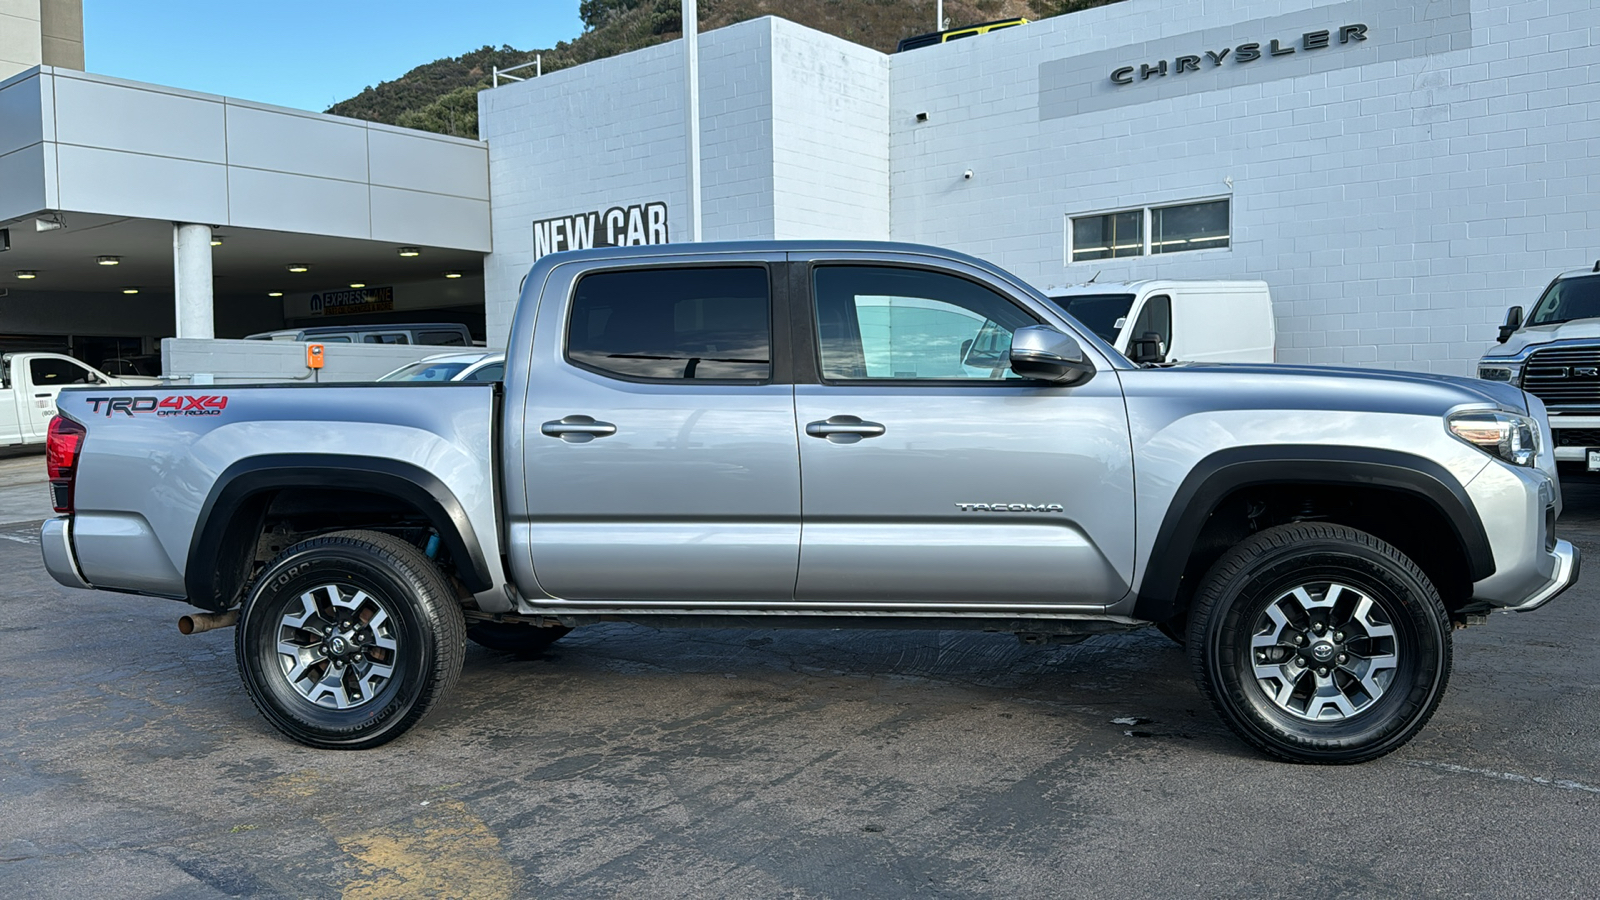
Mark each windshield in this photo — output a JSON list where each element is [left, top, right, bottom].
[[1527, 274, 1600, 327], [378, 360, 471, 382], [1045, 293, 1136, 343]]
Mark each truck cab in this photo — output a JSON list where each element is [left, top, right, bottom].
[[1046, 280, 1275, 365], [1478, 262, 1600, 474], [1, 352, 155, 447]]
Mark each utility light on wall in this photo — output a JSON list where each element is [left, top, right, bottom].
[[398, 247, 421, 257], [97, 255, 121, 266], [15, 270, 37, 279], [349, 282, 366, 289], [286, 263, 310, 273], [121, 287, 139, 295], [267, 291, 284, 297], [210, 236, 224, 247], [443, 270, 462, 279]]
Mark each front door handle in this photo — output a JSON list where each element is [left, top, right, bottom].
[[805, 415, 886, 444], [541, 415, 617, 443]]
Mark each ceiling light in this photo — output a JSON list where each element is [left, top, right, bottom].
[[121, 287, 139, 295], [398, 247, 421, 257], [349, 282, 366, 289], [286, 263, 309, 273], [97, 256, 121, 266], [267, 290, 284, 298], [211, 236, 224, 247], [15, 270, 37, 279], [443, 270, 462, 279]]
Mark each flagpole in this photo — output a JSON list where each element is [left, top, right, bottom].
[[684, 0, 703, 242]]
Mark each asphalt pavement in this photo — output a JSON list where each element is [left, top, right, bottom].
[[1, 459, 1597, 898]]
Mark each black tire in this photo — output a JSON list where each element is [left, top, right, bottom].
[[235, 529, 466, 749], [1187, 522, 1451, 764], [466, 621, 572, 657]]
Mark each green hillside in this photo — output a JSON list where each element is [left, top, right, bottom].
[[325, 0, 1123, 138]]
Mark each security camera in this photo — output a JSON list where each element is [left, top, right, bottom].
[[963, 169, 973, 180]]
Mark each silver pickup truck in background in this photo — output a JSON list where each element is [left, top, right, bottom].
[[41, 241, 1578, 763]]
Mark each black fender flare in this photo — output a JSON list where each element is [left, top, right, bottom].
[[1132, 445, 1494, 623], [184, 454, 492, 611]]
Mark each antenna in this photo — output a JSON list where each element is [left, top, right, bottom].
[[1087, 271, 1101, 284]]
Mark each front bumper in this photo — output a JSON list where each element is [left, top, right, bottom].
[[1506, 539, 1580, 612], [1465, 454, 1583, 611], [1546, 416, 1600, 461], [39, 516, 91, 590]]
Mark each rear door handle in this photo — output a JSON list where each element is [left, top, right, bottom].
[[541, 415, 617, 443], [805, 415, 886, 444]]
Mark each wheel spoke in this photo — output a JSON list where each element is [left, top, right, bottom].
[[1304, 670, 1358, 719]]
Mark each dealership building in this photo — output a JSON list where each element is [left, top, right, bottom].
[[3, 0, 1598, 376]]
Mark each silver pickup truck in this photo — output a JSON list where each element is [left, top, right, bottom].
[[40, 241, 1578, 764]]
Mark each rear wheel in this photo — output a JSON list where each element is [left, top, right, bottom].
[[1188, 523, 1451, 764], [236, 530, 466, 749]]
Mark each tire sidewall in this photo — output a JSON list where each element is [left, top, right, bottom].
[[1197, 532, 1450, 761], [237, 541, 438, 747]]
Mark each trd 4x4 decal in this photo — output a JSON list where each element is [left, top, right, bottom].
[[84, 395, 228, 417]]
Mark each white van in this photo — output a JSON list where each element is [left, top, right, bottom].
[[1046, 280, 1275, 364]]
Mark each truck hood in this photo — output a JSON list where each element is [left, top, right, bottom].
[[1144, 362, 1530, 416], [1482, 320, 1600, 360]]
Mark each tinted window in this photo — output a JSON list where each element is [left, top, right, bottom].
[[30, 357, 98, 386], [814, 266, 1036, 381], [1129, 295, 1172, 345], [464, 363, 504, 382], [567, 267, 770, 381], [1050, 293, 1136, 343], [417, 330, 468, 346], [1151, 199, 1230, 254], [1529, 275, 1600, 327], [363, 333, 410, 345]]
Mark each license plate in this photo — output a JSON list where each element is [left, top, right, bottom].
[[1588, 449, 1600, 472]]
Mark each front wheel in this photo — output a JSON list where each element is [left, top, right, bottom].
[[235, 530, 466, 749], [1187, 523, 1451, 764]]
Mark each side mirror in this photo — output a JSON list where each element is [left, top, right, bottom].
[[1498, 306, 1523, 343], [1129, 331, 1168, 365], [1009, 325, 1095, 385]]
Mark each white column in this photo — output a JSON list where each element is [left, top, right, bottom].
[[684, 0, 702, 242], [173, 222, 214, 340]]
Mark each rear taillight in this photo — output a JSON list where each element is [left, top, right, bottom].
[[46, 415, 85, 514]]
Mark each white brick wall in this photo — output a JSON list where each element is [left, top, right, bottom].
[[889, 0, 1600, 374], [478, 0, 1600, 375], [769, 21, 890, 239]]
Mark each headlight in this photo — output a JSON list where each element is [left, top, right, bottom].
[[1447, 410, 1539, 466], [1476, 364, 1520, 384]]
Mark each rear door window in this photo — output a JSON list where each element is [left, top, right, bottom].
[[566, 267, 771, 382]]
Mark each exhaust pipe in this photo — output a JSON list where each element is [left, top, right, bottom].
[[178, 609, 240, 635]]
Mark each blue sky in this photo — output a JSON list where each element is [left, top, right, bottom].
[[82, 1, 587, 112]]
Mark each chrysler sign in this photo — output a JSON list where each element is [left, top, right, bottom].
[[1111, 23, 1368, 86]]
